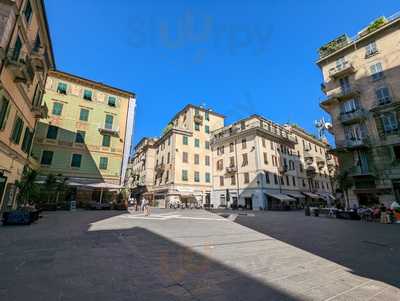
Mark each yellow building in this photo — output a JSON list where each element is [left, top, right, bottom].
[[0, 0, 54, 210], [128, 104, 225, 207], [31, 70, 136, 206]]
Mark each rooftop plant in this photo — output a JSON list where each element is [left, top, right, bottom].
[[318, 34, 350, 58], [365, 16, 387, 35]]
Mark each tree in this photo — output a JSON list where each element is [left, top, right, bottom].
[[44, 173, 57, 204], [335, 170, 354, 209], [15, 168, 39, 206]]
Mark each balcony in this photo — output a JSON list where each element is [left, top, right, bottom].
[[155, 164, 165, 174], [225, 166, 237, 174], [370, 97, 400, 112], [304, 151, 313, 165], [5, 49, 35, 84], [194, 114, 203, 125], [316, 157, 325, 169], [329, 61, 356, 79], [30, 47, 46, 72], [339, 108, 367, 125], [335, 138, 370, 150], [98, 125, 119, 137], [31, 104, 48, 119], [321, 86, 360, 106], [349, 165, 375, 177]]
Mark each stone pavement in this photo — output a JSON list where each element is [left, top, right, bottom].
[[0, 209, 399, 300]]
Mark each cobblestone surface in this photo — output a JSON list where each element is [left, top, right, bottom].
[[0, 209, 399, 300]]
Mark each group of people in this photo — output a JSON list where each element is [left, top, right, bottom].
[[356, 201, 400, 224], [128, 196, 151, 216]]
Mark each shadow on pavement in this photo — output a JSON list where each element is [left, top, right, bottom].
[[235, 210, 400, 289]]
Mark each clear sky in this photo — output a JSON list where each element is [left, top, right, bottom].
[[45, 0, 400, 148]]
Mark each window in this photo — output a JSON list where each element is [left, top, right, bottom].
[[231, 175, 236, 185], [12, 36, 22, 61], [220, 176, 224, 186], [194, 138, 200, 148], [11, 117, 24, 144], [0, 97, 10, 130], [205, 111, 209, 121], [265, 171, 270, 184], [108, 96, 116, 107], [71, 154, 82, 168], [57, 82, 67, 94], [229, 143, 234, 152], [205, 172, 211, 183], [217, 159, 224, 170], [195, 123, 200, 131], [240, 121, 245, 130], [41, 150, 53, 165], [52, 102, 63, 116], [370, 62, 383, 80], [262, 138, 266, 147], [242, 138, 247, 149], [183, 136, 188, 145], [274, 174, 278, 184], [393, 145, 400, 161], [242, 153, 248, 166], [381, 112, 398, 133], [194, 171, 200, 182], [292, 176, 296, 186], [205, 155, 210, 166], [182, 170, 188, 181], [99, 157, 108, 170], [244, 172, 249, 184], [335, 57, 346, 70], [194, 154, 200, 165], [79, 108, 89, 121], [339, 77, 351, 92], [46, 125, 58, 140], [165, 171, 169, 183], [24, 1, 32, 23], [272, 155, 277, 166], [194, 108, 200, 116], [182, 152, 188, 163], [263, 152, 268, 164], [341, 99, 358, 114], [102, 134, 111, 147], [229, 156, 235, 167], [33, 33, 41, 52], [105, 114, 113, 129], [286, 175, 290, 186], [205, 141, 210, 149], [217, 146, 224, 155], [270, 141, 274, 150], [167, 152, 170, 163], [21, 128, 33, 154], [365, 41, 378, 57], [205, 125, 210, 133], [83, 89, 92, 101], [75, 131, 85, 143], [376, 87, 391, 105]]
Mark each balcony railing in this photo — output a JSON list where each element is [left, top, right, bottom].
[[329, 61, 355, 78], [194, 114, 203, 124], [5, 48, 35, 84], [225, 166, 237, 174], [349, 165, 374, 177], [212, 118, 297, 145], [339, 108, 367, 124], [322, 86, 360, 105], [31, 103, 48, 119], [336, 137, 370, 149], [98, 125, 119, 137]]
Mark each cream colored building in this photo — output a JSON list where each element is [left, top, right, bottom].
[[211, 115, 337, 210], [317, 13, 400, 207], [128, 104, 225, 207], [0, 0, 54, 210], [125, 137, 157, 198]]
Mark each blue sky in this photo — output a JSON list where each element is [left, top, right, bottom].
[[45, 0, 400, 148]]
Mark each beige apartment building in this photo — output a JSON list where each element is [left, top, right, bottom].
[[125, 137, 157, 198], [128, 104, 225, 207], [0, 0, 54, 210], [31, 70, 136, 206], [211, 115, 337, 210], [317, 13, 400, 207]]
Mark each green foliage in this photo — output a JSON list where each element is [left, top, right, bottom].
[[318, 34, 350, 58], [366, 17, 387, 34], [15, 168, 40, 206], [162, 122, 173, 135]]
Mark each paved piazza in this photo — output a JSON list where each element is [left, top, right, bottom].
[[0, 209, 399, 300]]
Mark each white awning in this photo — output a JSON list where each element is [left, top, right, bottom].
[[318, 193, 335, 200], [302, 192, 321, 199], [286, 192, 306, 199], [87, 182, 122, 189], [266, 193, 296, 202]]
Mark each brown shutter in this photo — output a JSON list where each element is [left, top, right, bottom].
[[374, 116, 384, 138]]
